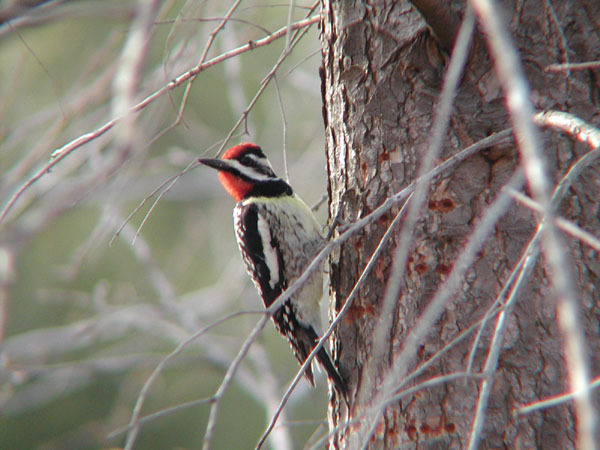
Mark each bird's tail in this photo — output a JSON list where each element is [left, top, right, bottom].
[[316, 346, 348, 405]]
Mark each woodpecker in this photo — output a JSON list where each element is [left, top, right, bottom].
[[199, 143, 346, 398]]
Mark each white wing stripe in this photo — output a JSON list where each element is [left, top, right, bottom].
[[256, 214, 280, 289]]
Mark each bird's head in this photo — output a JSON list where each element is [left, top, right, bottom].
[[199, 143, 291, 202]]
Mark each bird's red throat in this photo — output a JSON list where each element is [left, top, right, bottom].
[[218, 171, 252, 202]]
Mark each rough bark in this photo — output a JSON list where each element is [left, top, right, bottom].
[[320, 0, 600, 448]]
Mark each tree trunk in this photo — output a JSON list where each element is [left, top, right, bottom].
[[320, 0, 600, 447]]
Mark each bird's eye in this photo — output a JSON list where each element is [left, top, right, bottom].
[[240, 155, 253, 165]]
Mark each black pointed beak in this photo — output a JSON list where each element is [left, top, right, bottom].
[[198, 158, 231, 171]]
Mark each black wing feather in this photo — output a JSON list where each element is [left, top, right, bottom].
[[237, 203, 286, 307], [236, 203, 317, 385]]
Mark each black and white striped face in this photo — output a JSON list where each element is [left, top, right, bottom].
[[224, 143, 278, 182], [199, 143, 293, 201], [199, 143, 277, 181]]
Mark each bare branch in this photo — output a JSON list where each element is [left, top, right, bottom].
[[0, 13, 321, 226], [265, 129, 512, 322], [509, 190, 600, 252], [367, 5, 475, 410], [201, 316, 270, 450], [172, 0, 243, 134], [470, 1, 596, 446], [257, 194, 413, 449], [518, 377, 600, 416], [470, 134, 600, 445], [309, 372, 486, 450], [360, 170, 525, 447], [534, 110, 600, 150], [273, 75, 291, 183], [129, 5, 319, 240], [122, 309, 264, 450], [468, 234, 540, 449], [255, 130, 513, 448], [109, 396, 214, 440], [546, 61, 600, 72], [111, 0, 161, 160]]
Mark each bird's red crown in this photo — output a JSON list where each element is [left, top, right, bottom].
[[222, 142, 259, 160]]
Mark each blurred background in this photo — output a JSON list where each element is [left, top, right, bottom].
[[0, 1, 329, 448]]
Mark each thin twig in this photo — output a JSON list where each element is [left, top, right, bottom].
[[285, 0, 296, 51], [360, 170, 525, 448], [202, 315, 270, 450], [368, 6, 475, 383], [258, 132, 512, 447], [122, 309, 263, 450], [5, 21, 67, 119], [470, 0, 596, 446], [109, 136, 241, 246], [264, 130, 512, 325], [509, 189, 600, 252], [118, 4, 320, 245], [546, 61, 600, 72], [0, 14, 321, 227], [111, 0, 161, 159], [173, 0, 244, 134], [543, 0, 571, 78], [311, 194, 328, 212], [273, 75, 291, 183], [154, 16, 272, 35], [534, 110, 600, 149], [109, 397, 214, 439], [109, 161, 197, 245], [468, 234, 540, 449], [308, 371, 485, 450], [211, 2, 321, 159], [361, 7, 476, 442], [518, 377, 600, 416], [256, 194, 413, 449], [282, 48, 321, 77], [465, 239, 539, 374]]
